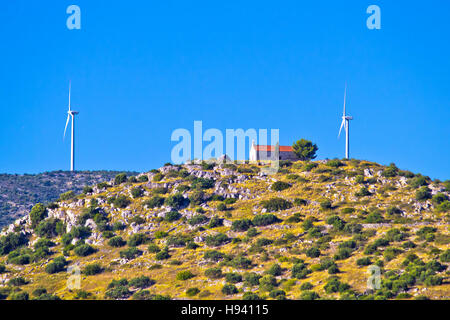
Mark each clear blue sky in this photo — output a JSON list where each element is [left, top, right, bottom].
[[0, 1, 449, 179]]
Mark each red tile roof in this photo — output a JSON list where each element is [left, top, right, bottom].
[[254, 145, 293, 152]]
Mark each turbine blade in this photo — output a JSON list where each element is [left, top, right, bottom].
[[343, 82, 347, 116], [63, 114, 70, 140], [338, 119, 345, 138], [68, 81, 71, 111]]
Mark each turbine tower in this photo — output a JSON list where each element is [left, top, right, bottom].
[[63, 82, 79, 171], [338, 83, 353, 159]]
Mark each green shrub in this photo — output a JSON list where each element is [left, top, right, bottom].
[[327, 160, 343, 168], [355, 175, 365, 184], [301, 217, 315, 230], [243, 272, 262, 286], [144, 196, 165, 208], [191, 177, 214, 189], [306, 247, 321, 258], [147, 243, 161, 253], [409, 175, 429, 188], [166, 234, 188, 247], [242, 292, 262, 300], [129, 276, 155, 289], [97, 182, 110, 189], [258, 274, 276, 292], [225, 273, 242, 284], [74, 244, 96, 257], [271, 181, 291, 192], [415, 186, 432, 201], [266, 263, 282, 276], [112, 195, 130, 208], [324, 277, 350, 294], [292, 262, 309, 279], [334, 247, 352, 260], [127, 233, 148, 246], [341, 207, 355, 214], [138, 175, 149, 182], [154, 230, 168, 239], [231, 219, 253, 231], [300, 282, 313, 291], [386, 206, 402, 216], [285, 213, 302, 224], [203, 250, 226, 262], [176, 270, 195, 280], [224, 198, 237, 205], [260, 198, 292, 212], [186, 288, 200, 296], [83, 263, 103, 275], [164, 210, 182, 222], [164, 193, 187, 209], [217, 203, 227, 211], [436, 200, 450, 213], [35, 218, 64, 238], [208, 216, 223, 228], [114, 173, 128, 185], [326, 215, 346, 230], [385, 228, 407, 242], [205, 267, 223, 279], [112, 222, 126, 231], [8, 276, 29, 286], [120, 247, 142, 260], [131, 187, 144, 198], [30, 203, 47, 228], [45, 256, 67, 274], [252, 214, 280, 226], [8, 251, 31, 265], [381, 164, 398, 178], [222, 284, 238, 295], [205, 233, 230, 246], [59, 191, 76, 201], [299, 290, 320, 300], [9, 291, 29, 300], [424, 275, 443, 286], [302, 162, 318, 172], [105, 281, 131, 300], [231, 256, 252, 269], [440, 249, 450, 263], [356, 257, 372, 266], [319, 199, 332, 210], [365, 212, 384, 223], [355, 187, 371, 197], [294, 198, 307, 207], [155, 247, 170, 260]]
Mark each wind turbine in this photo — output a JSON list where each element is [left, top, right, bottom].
[[63, 82, 79, 171], [338, 83, 353, 159]]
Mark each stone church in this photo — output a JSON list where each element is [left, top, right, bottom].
[[249, 140, 299, 161]]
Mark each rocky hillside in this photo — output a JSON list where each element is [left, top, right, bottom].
[[0, 171, 138, 228], [0, 160, 449, 300]]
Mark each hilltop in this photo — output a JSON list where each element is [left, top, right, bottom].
[[0, 159, 449, 300], [0, 171, 138, 228]]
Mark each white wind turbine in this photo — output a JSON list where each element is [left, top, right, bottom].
[[63, 82, 79, 171], [338, 83, 353, 159]]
